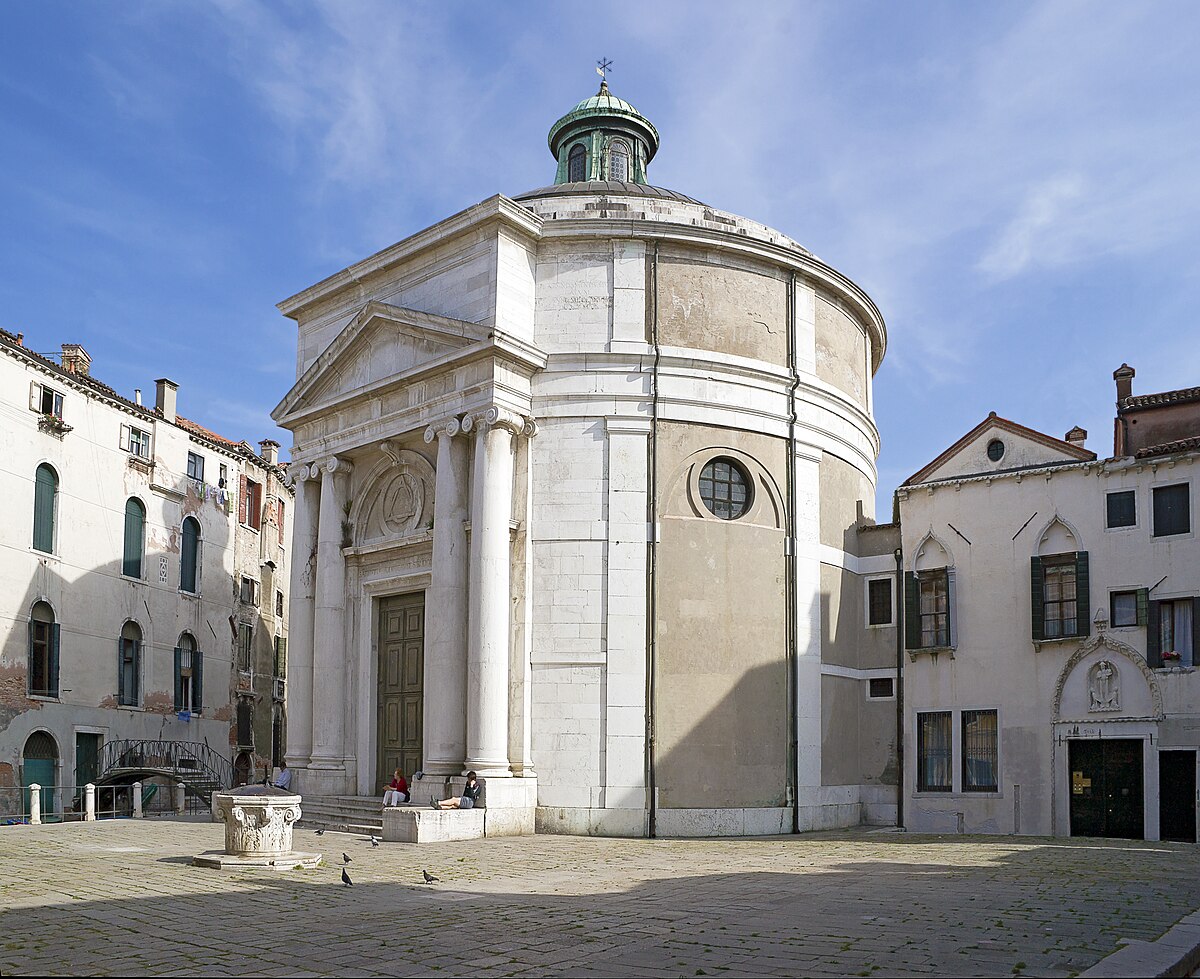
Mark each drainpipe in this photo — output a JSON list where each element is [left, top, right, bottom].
[[645, 242, 661, 839], [894, 543, 905, 830], [786, 272, 800, 834]]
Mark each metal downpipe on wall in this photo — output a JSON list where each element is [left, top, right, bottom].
[[645, 241, 661, 839], [786, 272, 800, 835], [894, 542, 905, 830]]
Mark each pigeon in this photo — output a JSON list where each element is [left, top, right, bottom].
[[342, 868, 353, 887], [370, 836, 381, 848], [316, 828, 325, 836], [343, 853, 352, 864], [422, 869, 439, 884]]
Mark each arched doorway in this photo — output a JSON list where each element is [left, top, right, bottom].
[[23, 731, 58, 818]]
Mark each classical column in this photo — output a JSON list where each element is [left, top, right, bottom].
[[464, 408, 524, 777], [422, 417, 470, 775], [284, 465, 319, 769], [310, 456, 353, 781]]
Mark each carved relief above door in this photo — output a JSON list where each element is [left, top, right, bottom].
[[354, 449, 436, 545]]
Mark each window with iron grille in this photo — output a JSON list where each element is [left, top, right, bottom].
[[962, 709, 998, 792], [118, 621, 141, 706], [917, 711, 952, 792], [1153, 484, 1191, 538], [698, 458, 752, 520], [568, 143, 587, 182], [609, 139, 630, 181], [174, 634, 203, 714], [867, 677, 894, 699], [238, 623, 253, 673]]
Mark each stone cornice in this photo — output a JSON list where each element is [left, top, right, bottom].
[[277, 195, 544, 320]]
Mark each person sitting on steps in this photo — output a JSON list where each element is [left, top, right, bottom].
[[382, 769, 409, 806], [431, 771, 481, 810]]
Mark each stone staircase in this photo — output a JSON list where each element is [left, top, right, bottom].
[[296, 795, 389, 835]]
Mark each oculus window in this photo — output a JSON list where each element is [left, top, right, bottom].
[[986, 438, 1005, 462], [699, 458, 752, 520]]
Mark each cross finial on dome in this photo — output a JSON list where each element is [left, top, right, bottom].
[[596, 57, 613, 92]]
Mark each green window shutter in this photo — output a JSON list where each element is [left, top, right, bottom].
[[1136, 588, 1149, 626], [194, 651, 203, 713], [1030, 556, 1045, 642], [123, 499, 144, 578], [180, 518, 199, 593], [1193, 599, 1200, 670], [173, 647, 183, 712], [1074, 551, 1091, 638], [1147, 600, 1161, 668], [33, 465, 57, 553], [904, 572, 921, 650], [117, 638, 125, 705], [946, 568, 958, 649], [26, 620, 35, 694], [49, 623, 60, 697]]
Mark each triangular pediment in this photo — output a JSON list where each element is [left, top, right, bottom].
[[905, 413, 1096, 486], [272, 301, 488, 423]]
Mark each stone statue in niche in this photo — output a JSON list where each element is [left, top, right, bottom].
[[383, 471, 424, 534], [1088, 659, 1120, 712]]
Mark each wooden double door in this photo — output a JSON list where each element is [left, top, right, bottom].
[[377, 594, 425, 793], [1069, 739, 1144, 840]]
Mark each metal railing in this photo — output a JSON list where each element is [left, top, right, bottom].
[[0, 780, 203, 826], [97, 739, 233, 803]]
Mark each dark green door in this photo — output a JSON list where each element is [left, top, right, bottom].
[[1069, 739, 1144, 840], [74, 733, 102, 810], [377, 594, 424, 792], [1160, 750, 1196, 843]]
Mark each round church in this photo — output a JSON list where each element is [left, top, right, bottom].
[[273, 80, 897, 837]]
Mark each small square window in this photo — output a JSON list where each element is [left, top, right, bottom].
[[1153, 484, 1190, 538], [867, 677, 894, 699], [867, 578, 893, 626], [40, 385, 64, 418], [129, 428, 151, 458], [1106, 490, 1136, 529], [240, 577, 259, 606], [187, 452, 205, 482], [1111, 591, 1139, 628]]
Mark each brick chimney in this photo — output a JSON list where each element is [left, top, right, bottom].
[[155, 378, 178, 424], [259, 439, 280, 466], [1065, 426, 1087, 448], [1114, 363, 1135, 403], [61, 344, 92, 375]]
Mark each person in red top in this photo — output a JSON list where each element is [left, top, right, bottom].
[[382, 769, 409, 806]]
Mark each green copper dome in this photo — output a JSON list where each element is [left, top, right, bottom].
[[548, 81, 659, 185]]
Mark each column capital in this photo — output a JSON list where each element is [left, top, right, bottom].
[[464, 407, 535, 437], [283, 463, 312, 488], [320, 456, 354, 478], [422, 416, 463, 444]]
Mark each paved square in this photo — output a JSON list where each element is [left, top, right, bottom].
[[0, 817, 1194, 977]]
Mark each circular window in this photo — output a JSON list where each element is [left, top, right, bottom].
[[699, 458, 753, 520], [986, 439, 1005, 462]]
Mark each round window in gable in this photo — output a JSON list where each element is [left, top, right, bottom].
[[699, 457, 753, 520], [987, 438, 1005, 462]]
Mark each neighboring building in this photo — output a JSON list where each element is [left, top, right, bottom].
[[898, 365, 1200, 840], [0, 329, 292, 811], [272, 81, 898, 836]]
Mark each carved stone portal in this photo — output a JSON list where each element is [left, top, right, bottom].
[[1088, 659, 1121, 712]]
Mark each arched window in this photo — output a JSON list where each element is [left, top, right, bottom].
[[123, 498, 146, 578], [609, 139, 630, 182], [568, 143, 587, 182], [180, 516, 200, 594], [118, 620, 142, 706], [175, 632, 203, 714], [28, 601, 59, 698], [33, 464, 58, 553]]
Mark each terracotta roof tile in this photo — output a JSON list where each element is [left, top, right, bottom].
[[1135, 435, 1200, 459]]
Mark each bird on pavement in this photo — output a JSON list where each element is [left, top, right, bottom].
[[422, 869, 439, 884], [370, 836, 380, 848], [342, 868, 353, 887], [343, 853, 352, 864], [316, 829, 325, 836]]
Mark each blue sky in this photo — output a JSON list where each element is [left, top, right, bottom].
[[3, 2, 1199, 517]]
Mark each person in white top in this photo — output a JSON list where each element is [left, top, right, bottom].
[[273, 760, 293, 791]]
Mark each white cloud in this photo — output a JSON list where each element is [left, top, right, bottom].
[[978, 173, 1087, 281]]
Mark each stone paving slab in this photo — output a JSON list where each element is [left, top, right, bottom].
[[0, 818, 1195, 977]]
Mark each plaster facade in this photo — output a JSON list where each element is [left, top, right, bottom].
[[0, 330, 292, 811], [272, 84, 897, 835]]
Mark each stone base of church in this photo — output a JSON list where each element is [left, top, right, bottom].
[[536, 806, 649, 837], [294, 763, 355, 799]]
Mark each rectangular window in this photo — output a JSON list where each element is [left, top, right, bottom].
[[178, 646, 194, 712], [867, 677, 894, 699], [867, 578, 893, 626], [238, 623, 253, 672], [239, 577, 259, 606], [129, 427, 151, 458], [29, 619, 59, 697], [1111, 590, 1140, 628], [917, 711, 952, 792], [187, 452, 205, 483], [277, 497, 286, 546], [1106, 490, 1136, 529], [1155, 599, 1195, 668], [242, 478, 262, 530], [275, 590, 284, 618], [39, 384, 64, 418], [219, 463, 228, 489], [1042, 557, 1078, 639], [962, 710, 998, 792], [919, 570, 949, 648], [119, 638, 140, 706], [1153, 484, 1191, 538], [274, 635, 287, 679]]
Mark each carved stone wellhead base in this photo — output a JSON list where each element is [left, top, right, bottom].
[[193, 786, 321, 870]]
